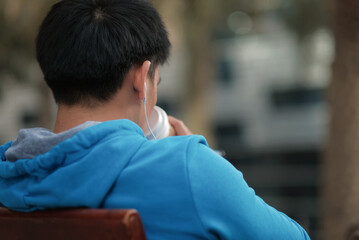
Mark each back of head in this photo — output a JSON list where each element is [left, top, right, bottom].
[[36, 0, 170, 106]]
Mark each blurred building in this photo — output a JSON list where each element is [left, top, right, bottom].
[[212, 29, 332, 154]]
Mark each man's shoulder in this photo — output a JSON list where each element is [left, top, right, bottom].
[[160, 134, 208, 148], [141, 135, 209, 156]]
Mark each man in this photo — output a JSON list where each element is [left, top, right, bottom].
[[0, 0, 310, 239]]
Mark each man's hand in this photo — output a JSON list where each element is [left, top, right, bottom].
[[168, 116, 193, 136]]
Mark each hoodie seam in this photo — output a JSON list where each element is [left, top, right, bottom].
[[108, 135, 146, 171], [98, 138, 147, 208], [81, 121, 145, 206], [185, 139, 213, 240]]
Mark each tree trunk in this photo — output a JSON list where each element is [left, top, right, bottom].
[[322, 1, 359, 239], [152, 0, 216, 146], [181, 0, 216, 146]]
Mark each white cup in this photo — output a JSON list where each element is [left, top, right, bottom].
[[146, 106, 171, 140]]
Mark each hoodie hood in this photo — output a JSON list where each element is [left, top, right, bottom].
[[0, 120, 146, 212], [5, 121, 100, 162]]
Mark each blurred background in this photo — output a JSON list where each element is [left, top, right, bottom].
[[1, 0, 358, 239]]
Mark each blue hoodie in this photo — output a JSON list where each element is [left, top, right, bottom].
[[0, 119, 310, 239]]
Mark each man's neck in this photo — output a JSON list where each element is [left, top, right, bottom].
[[53, 103, 143, 133], [52, 70, 147, 133]]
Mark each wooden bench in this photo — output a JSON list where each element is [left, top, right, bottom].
[[0, 207, 147, 240]]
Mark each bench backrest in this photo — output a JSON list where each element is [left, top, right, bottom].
[[0, 207, 147, 240]]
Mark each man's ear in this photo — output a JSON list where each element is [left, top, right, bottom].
[[133, 60, 151, 101]]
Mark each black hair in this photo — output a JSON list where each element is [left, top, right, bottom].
[[36, 0, 170, 106]]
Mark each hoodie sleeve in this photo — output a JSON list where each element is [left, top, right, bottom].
[[186, 142, 311, 240]]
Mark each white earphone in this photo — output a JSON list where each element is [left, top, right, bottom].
[[143, 82, 156, 139], [144, 83, 147, 103]]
